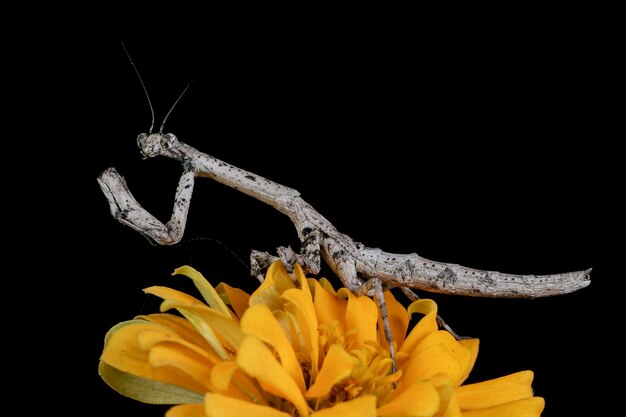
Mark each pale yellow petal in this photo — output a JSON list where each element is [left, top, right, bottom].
[[101, 322, 206, 393], [176, 309, 230, 360], [236, 336, 309, 417], [216, 282, 250, 319], [98, 361, 204, 404], [456, 371, 535, 410], [173, 266, 233, 317], [282, 287, 320, 377], [166, 404, 207, 417], [147, 287, 236, 356], [142, 299, 231, 360], [344, 293, 378, 348], [205, 393, 292, 417], [272, 310, 295, 345], [462, 397, 545, 417], [240, 303, 305, 392], [398, 299, 438, 357], [377, 290, 409, 349], [306, 344, 357, 398], [311, 395, 377, 417], [378, 381, 440, 417], [161, 300, 245, 353]]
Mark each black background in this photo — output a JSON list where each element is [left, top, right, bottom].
[[61, 24, 613, 416]]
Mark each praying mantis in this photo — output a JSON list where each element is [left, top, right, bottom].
[[98, 48, 591, 369]]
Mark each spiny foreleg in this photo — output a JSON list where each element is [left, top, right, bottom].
[[97, 163, 195, 245]]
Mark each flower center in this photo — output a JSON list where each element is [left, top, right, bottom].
[[316, 322, 402, 409]]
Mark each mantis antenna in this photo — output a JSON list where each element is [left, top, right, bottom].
[[122, 42, 192, 134], [159, 81, 193, 133], [121, 43, 156, 134]]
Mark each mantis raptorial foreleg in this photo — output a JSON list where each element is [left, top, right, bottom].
[[98, 164, 195, 245]]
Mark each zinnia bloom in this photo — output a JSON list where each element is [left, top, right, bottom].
[[99, 261, 544, 416]]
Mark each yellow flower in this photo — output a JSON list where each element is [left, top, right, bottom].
[[99, 261, 545, 417]]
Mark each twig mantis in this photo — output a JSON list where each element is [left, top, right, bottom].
[[98, 48, 591, 370]]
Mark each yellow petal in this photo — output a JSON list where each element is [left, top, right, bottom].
[[462, 397, 545, 417], [282, 287, 319, 377], [173, 266, 233, 317], [161, 300, 245, 353], [311, 395, 377, 417], [249, 262, 290, 311], [103, 319, 150, 347], [216, 282, 250, 318], [293, 264, 314, 298], [377, 381, 440, 417], [456, 371, 535, 410], [99, 361, 204, 404], [140, 313, 215, 351], [311, 279, 347, 330], [306, 344, 357, 398], [397, 343, 461, 395], [236, 336, 310, 417], [344, 293, 378, 348], [377, 291, 409, 349], [145, 286, 206, 308], [166, 404, 206, 417], [412, 330, 471, 386], [205, 393, 292, 417], [176, 309, 230, 360], [148, 343, 215, 391], [398, 299, 438, 357], [101, 322, 206, 394], [137, 329, 222, 365], [144, 286, 236, 359], [211, 361, 239, 391], [336, 287, 351, 300], [457, 338, 479, 385], [270, 260, 298, 292], [316, 277, 338, 294], [437, 385, 461, 417], [272, 310, 295, 345], [144, 300, 230, 359], [211, 361, 270, 406], [240, 303, 305, 392]]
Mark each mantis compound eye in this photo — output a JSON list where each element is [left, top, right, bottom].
[[137, 133, 148, 148]]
